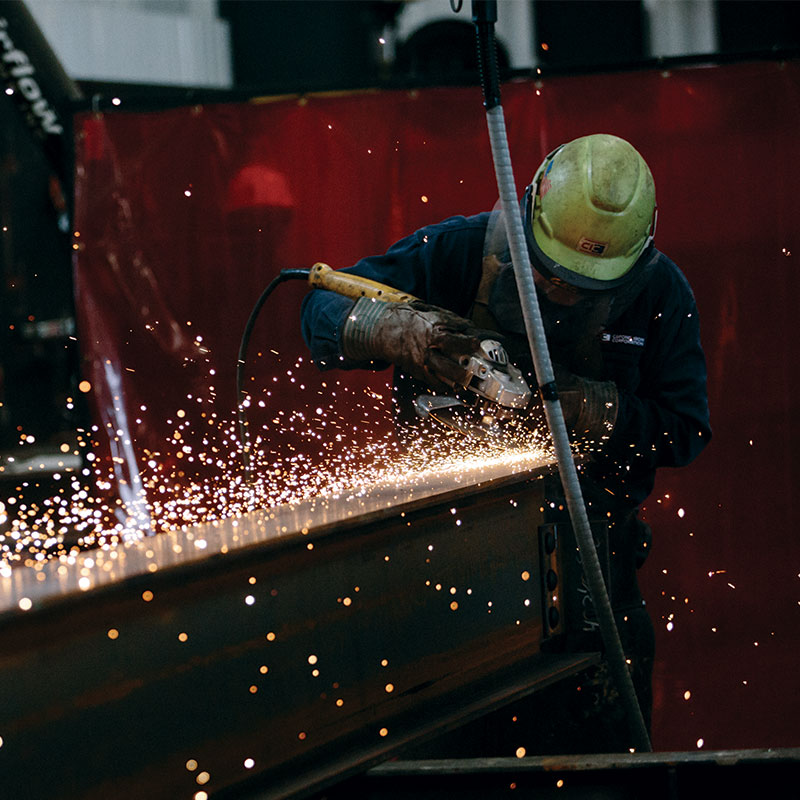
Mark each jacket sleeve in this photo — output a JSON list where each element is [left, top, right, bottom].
[[603, 273, 711, 474], [300, 216, 487, 370]]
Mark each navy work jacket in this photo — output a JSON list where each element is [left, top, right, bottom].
[[301, 213, 711, 517]]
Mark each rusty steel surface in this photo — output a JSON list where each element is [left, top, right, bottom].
[[0, 451, 554, 615], [0, 458, 598, 800]]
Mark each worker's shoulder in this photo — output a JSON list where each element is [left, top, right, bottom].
[[414, 213, 491, 242], [648, 248, 698, 307]]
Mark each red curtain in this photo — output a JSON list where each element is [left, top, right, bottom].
[[73, 59, 800, 751]]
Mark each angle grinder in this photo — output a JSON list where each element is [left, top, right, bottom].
[[308, 263, 532, 440]]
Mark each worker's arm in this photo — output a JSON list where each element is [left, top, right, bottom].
[[300, 215, 488, 370], [598, 258, 711, 477]]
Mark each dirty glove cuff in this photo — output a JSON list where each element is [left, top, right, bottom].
[[340, 296, 394, 363], [556, 369, 619, 444], [340, 297, 487, 388]]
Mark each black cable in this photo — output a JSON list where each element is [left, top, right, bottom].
[[472, 1, 501, 110], [236, 268, 310, 478]]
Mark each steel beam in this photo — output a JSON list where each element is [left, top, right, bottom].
[[327, 749, 800, 799], [0, 455, 597, 799]]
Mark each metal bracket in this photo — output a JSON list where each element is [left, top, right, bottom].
[[538, 522, 563, 638]]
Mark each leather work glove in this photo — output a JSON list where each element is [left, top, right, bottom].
[[552, 365, 619, 444], [341, 296, 496, 390]]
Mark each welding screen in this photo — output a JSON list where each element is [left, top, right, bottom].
[[72, 60, 800, 751]]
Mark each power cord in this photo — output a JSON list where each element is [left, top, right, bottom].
[[236, 268, 310, 478]]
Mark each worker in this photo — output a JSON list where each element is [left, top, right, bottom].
[[301, 133, 711, 750]]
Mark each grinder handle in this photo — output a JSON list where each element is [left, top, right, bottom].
[[309, 262, 418, 304]]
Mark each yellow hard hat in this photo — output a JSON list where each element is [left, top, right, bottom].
[[527, 134, 656, 288]]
